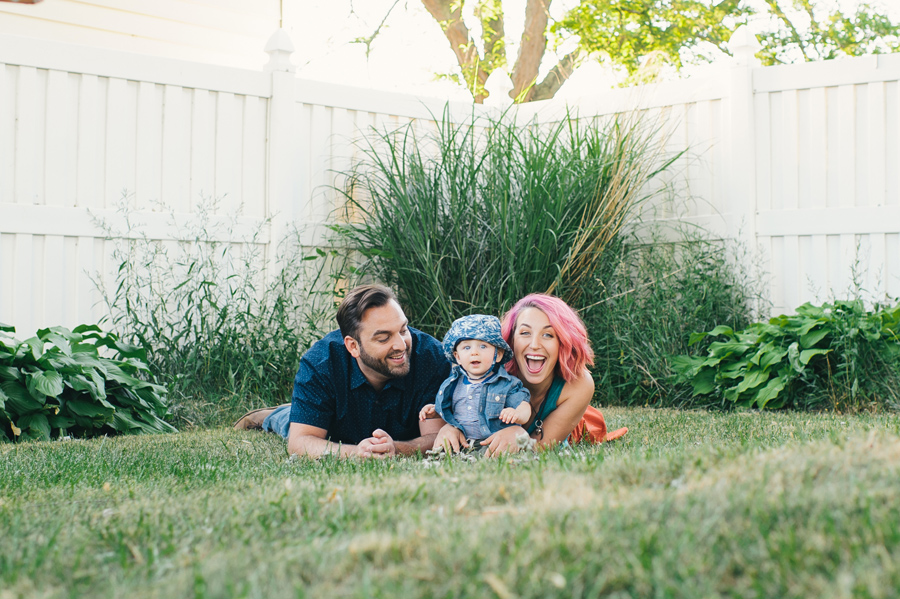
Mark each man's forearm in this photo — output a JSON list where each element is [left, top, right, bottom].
[[288, 434, 357, 458], [394, 433, 438, 456]]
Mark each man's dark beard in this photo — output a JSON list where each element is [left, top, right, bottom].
[[358, 343, 411, 379]]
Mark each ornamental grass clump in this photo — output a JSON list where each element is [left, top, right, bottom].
[[673, 300, 900, 412], [0, 323, 174, 441], [331, 107, 677, 338]]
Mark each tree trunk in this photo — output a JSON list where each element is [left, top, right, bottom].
[[509, 0, 551, 102]]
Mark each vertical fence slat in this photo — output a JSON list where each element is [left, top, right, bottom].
[[810, 235, 829, 302], [886, 233, 900, 298], [838, 85, 857, 209], [868, 82, 886, 209], [41, 235, 64, 326], [76, 74, 101, 209], [215, 91, 241, 215], [105, 78, 137, 208], [161, 84, 190, 211], [808, 87, 828, 211], [0, 65, 14, 202], [241, 95, 266, 219], [869, 232, 886, 299], [0, 234, 11, 325], [136, 81, 163, 209], [74, 235, 96, 326], [190, 88, 216, 206], [45, 70, 77, 208], [15, 66, 40, 205], [754, 92, 772, 212], [886, 82, 899, 207], [13, 234, 34, 335]]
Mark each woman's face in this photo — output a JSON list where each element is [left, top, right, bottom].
[[512, 307, 560, 386]]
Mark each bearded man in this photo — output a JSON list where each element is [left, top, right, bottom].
[[233, 285, 450, 458]]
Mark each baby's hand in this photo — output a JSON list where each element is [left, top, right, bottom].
[[499, 407, 519, 424], [501, 403, 531, 425], [419, 404, 438, 421]]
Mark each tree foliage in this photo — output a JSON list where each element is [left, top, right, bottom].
[[404, 0, 900, 103], [756, 1, 900, 65]]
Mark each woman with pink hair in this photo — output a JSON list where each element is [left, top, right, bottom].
[[433, 293, 627, 455]]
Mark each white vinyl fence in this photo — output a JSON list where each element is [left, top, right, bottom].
[[2, 29, 900, 335]]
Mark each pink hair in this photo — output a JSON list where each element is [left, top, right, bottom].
[[500, 293, 594, 383]]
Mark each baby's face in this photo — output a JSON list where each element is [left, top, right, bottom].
[[453, 339, 503, 378]]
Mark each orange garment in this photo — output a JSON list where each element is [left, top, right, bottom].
[[568, 405, 628, 444]]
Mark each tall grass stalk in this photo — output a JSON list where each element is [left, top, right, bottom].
[[331, 108, 678, 339]]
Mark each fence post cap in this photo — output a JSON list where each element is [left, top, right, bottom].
[[264, 28, 296, 73], [729, 26, 761, 67]]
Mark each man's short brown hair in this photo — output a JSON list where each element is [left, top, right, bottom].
[[336, 284, 399, 340]]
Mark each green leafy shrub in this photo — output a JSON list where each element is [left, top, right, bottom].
[[331, 108, 676, 339], [586, 231, 763, 408], [93, 196, 337, 427], [672, 300, 900, 411], [0, 323, 175, 441]]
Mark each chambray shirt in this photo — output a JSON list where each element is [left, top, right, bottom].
[[289, 328, 450, 445], [433, 365, 531, 439]]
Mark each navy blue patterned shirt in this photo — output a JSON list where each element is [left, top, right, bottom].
[[289, 327, 450, 445]]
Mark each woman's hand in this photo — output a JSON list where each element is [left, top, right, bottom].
[[481, 425, 527, 457], [433, 423, 469, 452]]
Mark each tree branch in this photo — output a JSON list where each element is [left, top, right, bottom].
[[529, 50, 579, 101], [509, 0, 551, 101], [421, 0, 490, 101]]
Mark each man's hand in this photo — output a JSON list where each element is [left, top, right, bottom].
[[481, 425, 526, 457], [356, 428, 396, 459], [432, 423, 469, 452]]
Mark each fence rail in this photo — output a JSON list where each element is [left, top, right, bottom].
[[2, 30, 900, 335]]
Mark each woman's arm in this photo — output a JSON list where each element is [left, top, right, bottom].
[[533, 369, 594, 448]]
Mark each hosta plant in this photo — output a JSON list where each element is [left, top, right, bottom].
[[672, 301, 900, 411], [0, 323, 175, 441]]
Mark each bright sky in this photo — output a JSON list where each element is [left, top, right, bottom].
[[286, 0, 900, 102]]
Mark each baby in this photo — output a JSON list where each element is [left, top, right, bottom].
[[420, 314, 531, 445]]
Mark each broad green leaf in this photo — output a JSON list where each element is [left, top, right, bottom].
[[1, 381, 43, 412], [758, 347, 788, 370], [0, 366, 21, 382], [800, 327, 829, 348], [799, 348, 831, 365], [27, 371, 65, 398], [47, 413, 76, 429], [735, 368, 770, 394], [708, 325, 735, 338], [17, 413, 51, 440], [708, 342, 752, 358], [690, 367, 716, 396], [63, 399, 113, 419], [754, 376, 787, 409], [41, 332, 74, 356], [23, 337, 44, 361], [0, 323, 15, 333]]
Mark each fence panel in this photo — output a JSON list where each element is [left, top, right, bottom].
[[2, 30, 900, 336], [0, 35, 271, 336]]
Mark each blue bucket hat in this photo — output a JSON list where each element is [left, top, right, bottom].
[[442, 314, 513, 366]]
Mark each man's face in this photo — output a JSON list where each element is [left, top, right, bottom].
[[345, 300, 412, 385]]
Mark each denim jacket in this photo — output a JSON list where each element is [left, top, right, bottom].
[[434, 365, 531, 438]]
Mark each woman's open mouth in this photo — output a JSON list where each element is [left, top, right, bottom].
[[525, 354, 546, 374]]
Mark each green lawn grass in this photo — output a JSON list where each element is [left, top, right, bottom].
[[3, 407, 900, 599]]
